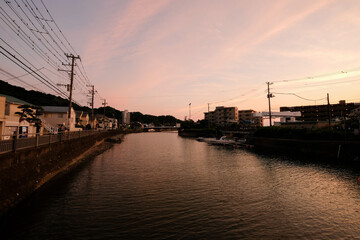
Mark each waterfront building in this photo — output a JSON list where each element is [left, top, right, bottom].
[[0, 94, 38, 139], [111, 118, 118, 129], [40, 106, 77, 132], [238, 109, 263, 128], [280, 100, 360, 122], [204, 106, 238, 126]]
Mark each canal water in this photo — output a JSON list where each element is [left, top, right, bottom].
[[1, 132, 360, 239]]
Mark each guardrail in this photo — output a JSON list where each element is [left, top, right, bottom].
[[0, 130, 105, 154]]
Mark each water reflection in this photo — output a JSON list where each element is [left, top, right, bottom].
[[1, 132, 360, 239]]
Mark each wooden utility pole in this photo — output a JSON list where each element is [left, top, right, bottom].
[[64, 54, 80, 130], [327, 93, 331, 128], [266, 82, 274, 126], [87, 85, 96, 129]]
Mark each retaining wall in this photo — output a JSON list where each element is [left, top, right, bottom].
[[248, 137, 360, 163], [0, 130, 118, 216]]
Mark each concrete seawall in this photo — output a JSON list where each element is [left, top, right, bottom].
[[0, 130, 120, 216], [248, 137, 360, 163]]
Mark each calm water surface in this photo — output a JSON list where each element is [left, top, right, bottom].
[[1, 132, 360, 239]]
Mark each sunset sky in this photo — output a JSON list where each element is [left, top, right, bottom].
[[1, 0, 360, 120]]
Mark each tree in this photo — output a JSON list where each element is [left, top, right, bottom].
[[15, 105, 43, 133]]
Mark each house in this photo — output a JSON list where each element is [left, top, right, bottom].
[[0, 94, 38, 139], [111, 118, 118, 129], [75, 111, 90, 128], [40, 106, 77, 131], [95, 114, 113, 129]]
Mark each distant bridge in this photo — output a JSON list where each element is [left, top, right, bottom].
[[143, 126, 180, 132]]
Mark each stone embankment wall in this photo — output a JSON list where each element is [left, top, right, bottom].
[[248, 137, 360, 163], [0, 130, 119, 216]]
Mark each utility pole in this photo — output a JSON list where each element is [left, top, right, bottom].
[[327, 93, 331, 128], [266, 82, 274, 126], [62, 53, 80, 131], [208, 103, 210, 112], [87, 85, 96, 129]]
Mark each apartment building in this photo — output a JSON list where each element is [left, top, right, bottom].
[[238, 109, 263, 128], [204, 106, 238, 126], [280, 100, 360, 122], [121, 110, 131, 125]]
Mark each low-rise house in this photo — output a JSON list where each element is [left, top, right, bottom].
[[40, 106, 77, 132], [75, 111, 90, 128], [111, 118, 118, 129], [0, 94, 38, 139], [95, 114, 113, 129]]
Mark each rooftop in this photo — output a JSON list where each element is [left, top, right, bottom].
[[42, 106, 70, 113], [0, 94, 33, 106]]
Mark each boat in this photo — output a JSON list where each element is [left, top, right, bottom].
[[197, 136, 246, 147]]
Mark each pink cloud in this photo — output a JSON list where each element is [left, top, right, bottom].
[[83, 0, 174, 77]]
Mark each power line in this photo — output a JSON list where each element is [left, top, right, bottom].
[[272, 92, 327, 102], [273, 67, 360, 83], [0, 67, 43, 91], [40, 0, 77, 54], [0, 46, 68, 98], [1, 0, 98, 107], [5, 1, 66, 63], [0, 7, 60, 69], [0, 66, 43, 81]]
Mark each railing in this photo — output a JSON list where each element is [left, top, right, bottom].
[[0, 130, 104, 154]]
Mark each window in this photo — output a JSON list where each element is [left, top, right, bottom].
[[5, 103, 10, 115]]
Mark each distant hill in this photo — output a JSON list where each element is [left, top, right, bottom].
[[0, 80, 181, 125], [0, 80, 73, 107], [130, 112, 181, 126]]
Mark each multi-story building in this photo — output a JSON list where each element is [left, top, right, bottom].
[[121, 110, 130, 125], [204, 106, 238, 126], [238, 109, 263, 128], [280, 100, 360, 122]]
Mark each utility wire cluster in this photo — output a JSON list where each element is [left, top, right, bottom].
[[191, 68, 360, 120], [0, 0, 103, 108]]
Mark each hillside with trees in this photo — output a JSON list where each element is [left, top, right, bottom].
[[0, 80, 181, 125]]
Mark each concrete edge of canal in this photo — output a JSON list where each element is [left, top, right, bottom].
[[0, 130, 123, 217]]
